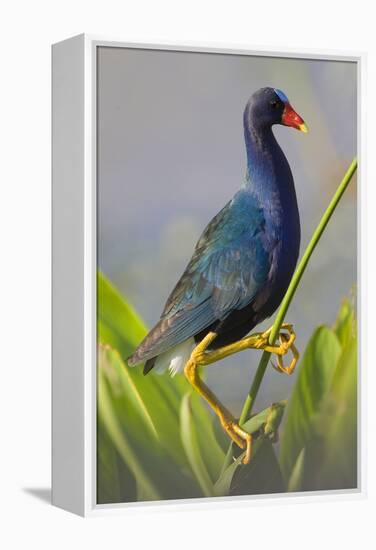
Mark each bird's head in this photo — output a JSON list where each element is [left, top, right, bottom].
[[244, 87, 308, 133]]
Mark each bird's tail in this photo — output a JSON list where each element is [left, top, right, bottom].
[[128, 338, 195, 377], [126, 318, 167, 367]]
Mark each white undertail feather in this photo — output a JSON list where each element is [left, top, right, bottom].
[[154, 338, 196, 377]]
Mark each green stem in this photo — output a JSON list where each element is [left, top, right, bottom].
[[222, 158, 357, 471]]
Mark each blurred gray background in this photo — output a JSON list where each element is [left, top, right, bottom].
[[97, 46, 357, 414]]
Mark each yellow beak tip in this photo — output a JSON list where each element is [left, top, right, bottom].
[[299, 123, 309, 133]]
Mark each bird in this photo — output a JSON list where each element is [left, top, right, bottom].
[[128, 87, 307, 464]]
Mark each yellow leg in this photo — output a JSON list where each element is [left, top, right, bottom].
[[184, 332, 253, 464], [184, 323, 298, 465], [194, 323, 299, 375]]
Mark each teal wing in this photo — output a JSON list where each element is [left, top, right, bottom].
[[127, 194, 272, 366]]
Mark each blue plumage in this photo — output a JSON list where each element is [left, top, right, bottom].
[[128, 87, 304, 373]]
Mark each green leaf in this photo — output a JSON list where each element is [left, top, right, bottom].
[[98, 273, 191, 468], [97, 415, 137, 504], [230, 439, 285, 496], [305, 336, 357, 490], [98, 272, 147, 358], [213, 454, 245, 497], [279, 299, 358, 492], [333, 298, 355, 349], [98, 346, 203, 501], [287, 448, 305, 492], [243, 401, 287, 440], [99, 346, 159, 440], [189, 393, 226, 482], [212, 414, 231, 454], [98, 355, 162, 501], [279, 326, 341, 482], [180, 393, 215, 497]]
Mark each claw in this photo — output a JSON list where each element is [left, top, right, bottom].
[[224, 420, 253, 464], [254, 335, 268, 350], [266, 330, 299, 375]]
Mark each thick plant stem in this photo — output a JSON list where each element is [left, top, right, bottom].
[[222, 158, 357, 471]]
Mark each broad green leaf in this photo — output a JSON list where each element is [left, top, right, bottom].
[[180, 393, 215, 497], [304, 336, 357, 490], [98, 273, 190, 466], [230, 439, 285, 496], [214, 439, 269, 497], [99, 346, 159, 440], [98, 359, 162, 501], [214, 454, 248, 497], [279, 326, 341, 482], [97, 415, 137, 504], [98, 346, 203, 501], [98, 272, 147, 357]]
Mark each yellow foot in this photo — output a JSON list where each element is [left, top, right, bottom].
[[254, 323, 294, 351], [271, 332, 300, 375], [222, 416, 253, 464], [252, 323, 299, 376], [193, 322, 298, 369]]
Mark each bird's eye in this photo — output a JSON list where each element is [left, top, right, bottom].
[[270, 101, 278, 109]]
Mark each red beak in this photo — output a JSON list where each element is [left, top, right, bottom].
[[282, 103, 308, 133]]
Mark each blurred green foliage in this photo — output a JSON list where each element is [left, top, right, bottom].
[[97, 272, 357, 503]]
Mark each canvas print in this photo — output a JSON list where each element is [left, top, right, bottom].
[[97, 46, 357, 504]]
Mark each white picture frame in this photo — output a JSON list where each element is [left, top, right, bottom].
[[52, 34, 365, 517]]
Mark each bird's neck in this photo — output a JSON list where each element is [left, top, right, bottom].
[[243, 123, 288, 191], [242, 121, 300, 236], [244, 123, 297, 203]]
